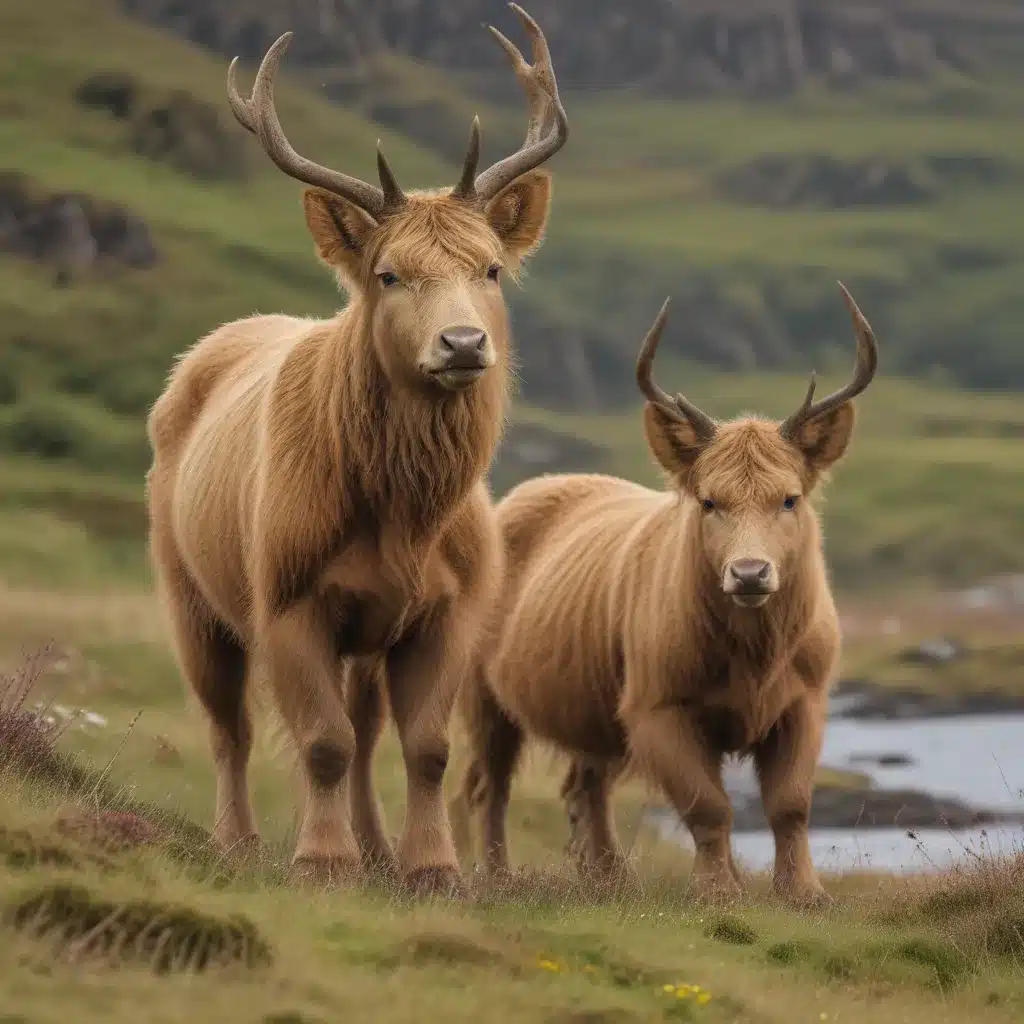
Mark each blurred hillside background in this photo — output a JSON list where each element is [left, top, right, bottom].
[[1, 0, 1023, 595]]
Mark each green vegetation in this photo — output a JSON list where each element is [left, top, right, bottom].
[[1, 620, 1023, 1023]]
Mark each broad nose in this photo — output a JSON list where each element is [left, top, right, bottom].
[[729, 559, 772, 591], [439, 326, 488, 366]]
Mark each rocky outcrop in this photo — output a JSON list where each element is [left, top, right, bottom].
[[720, 154, 1017, 210], [76, 73, 247, 182], [0, 172, 159, 283], [122, 0, 1024, 100]]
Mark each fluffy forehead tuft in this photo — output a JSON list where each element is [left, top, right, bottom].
[[365, 192, 510, 285], [695, 419, 805, 504]]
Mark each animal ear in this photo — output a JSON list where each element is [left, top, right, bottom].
[[643, 403, 707, 488], [790, 402, 857, 479], [483, 168, 552, 261], [302, 188, 379, 281]]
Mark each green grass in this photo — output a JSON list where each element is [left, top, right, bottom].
[[2, 634, 1024, 1023]]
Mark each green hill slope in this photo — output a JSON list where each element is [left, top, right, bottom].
[[0, 0, 1022, 591]]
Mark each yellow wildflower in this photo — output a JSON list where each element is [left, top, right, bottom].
[[662, 983, 677, 994], [697, 992, 712, 1005]]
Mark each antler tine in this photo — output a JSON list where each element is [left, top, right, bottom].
[[451, 117, 482, 201], [227, 57, 259, 135], [226, 33, 402, 219], [375, 141, 405, 212], [779, 282, 879, 440], [468, 4, 569, 204], [636, 298, 718, 441]]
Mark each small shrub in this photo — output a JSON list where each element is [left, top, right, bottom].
[[704, 915, 757, 946], [75, 72, 139, 120], [765, 939, 811, 965]]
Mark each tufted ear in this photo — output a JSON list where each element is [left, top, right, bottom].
[[484, 169, 552, 262], [302, 188, 379, 286], [643, 403, 709, 490], [789, 402, 857, 484]]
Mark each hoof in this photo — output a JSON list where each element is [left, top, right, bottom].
[[776, 880, 833, 910], [290, 854, 361, 888], [406, 865, 466, 899], [690, 873, 743, 904]]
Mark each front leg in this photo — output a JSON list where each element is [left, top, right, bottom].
[[346, 656, 398, 875], [754, 695, 828, 905], [262, 601, 360, 881], [626, 705, 740, 899], [385, 604, 470, 895]]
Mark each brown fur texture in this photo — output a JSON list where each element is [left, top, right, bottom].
[[146, 173, 554, 889], [457, 294, 879, 905]]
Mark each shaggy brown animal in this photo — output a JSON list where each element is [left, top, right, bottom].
[[145, 5, 568, 892], [456, 284, 879, 904]]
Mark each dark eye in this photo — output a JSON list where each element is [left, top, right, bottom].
[[378, 271, 399, 288], [783, 495, 799, 511], [701, 498, 716, 513], [486, 264, 501, 281]]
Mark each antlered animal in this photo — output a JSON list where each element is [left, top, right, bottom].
[[457, 284, 879, 903], [146, 4, 568, 892]]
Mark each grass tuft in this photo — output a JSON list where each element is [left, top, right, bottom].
[[703, 915, 758, 946], [5, 882, 272, 972]]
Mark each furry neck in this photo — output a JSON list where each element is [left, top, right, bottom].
[[328, 305, 507, 540]]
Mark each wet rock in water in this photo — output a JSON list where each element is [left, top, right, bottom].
[[849, 752, 916, 769], [728, 785, 1023, 833], [831, 678, 1024, 721], [900, 636, 961, 665]]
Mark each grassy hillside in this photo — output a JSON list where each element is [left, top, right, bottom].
[[0, 0, 1022, 593], [2, 602, 1024, 1024]]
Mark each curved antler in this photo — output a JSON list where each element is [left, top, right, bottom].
[[636, 299, 718, 442], [452, 4, 569, 205], [227, 33, 405, 219], [778, 282, 879, 441]]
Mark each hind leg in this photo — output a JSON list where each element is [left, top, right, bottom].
[[561, 756, 627, 876], [152, 537, 255, 850], [458, 668, 524, 875], [346, 656, 397, 873]]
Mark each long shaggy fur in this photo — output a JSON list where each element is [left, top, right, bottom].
[[458, 410, 861, 903], [146, 177, 552, 886]]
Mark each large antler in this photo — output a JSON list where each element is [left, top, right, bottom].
[[227, 33, 405, 220], [778, 282, 879, 441], [451, 4, 569, 205], [635, 299, 719, 442]]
